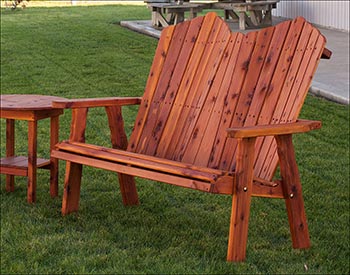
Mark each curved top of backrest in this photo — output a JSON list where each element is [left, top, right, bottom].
[[128, 13, 327, 180]]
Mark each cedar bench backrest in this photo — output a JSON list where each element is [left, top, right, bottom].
[[128, 13, 326, 181]]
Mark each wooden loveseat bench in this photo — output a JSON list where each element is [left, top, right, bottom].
[[51, 13, 331, 261]]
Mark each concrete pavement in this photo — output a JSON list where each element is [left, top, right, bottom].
[[121, 17, 349, 105]]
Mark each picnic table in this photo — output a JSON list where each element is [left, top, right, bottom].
[[213, 0, 280, 30], [146, 0, 280, 30], [146, 1, 204, 28]]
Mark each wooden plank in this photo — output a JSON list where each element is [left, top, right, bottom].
[[275, 134, 310, 249], [55, 142, 222, 182], [226, 20, 290, 169], [219, 23, 276, 171], [105, 106, 128, 150], [207, 31, 257, 170], [0, 94, 66, 111], [0, 156, 50, 169], [150, 17, 205, 158], [152, 13, 218, 158], [321, 47, 332, 59], [61, 106, 89, 214], [6, 119, 15, 191], [227, 137, 256, 262], [52, 97, 141, 109], [182, 33, 240, 166], [252, 178, 284, 198], [163, 15, 226, 160], [69, 108, 88, 142], [52, 150, 214, 194], [105, 105, 139, 206], [27, 120, 37, 203], [135, 19, 191, 154], [261, 32, 326, 180], [227, 119, 321, 138], [174, 19, 232, 163], [251, 17, 306, 179], [50, 115, 59, 197], [60, 141, 226, 176], [128, 25, 176, 152], [0, 166, 28, 177], [257, 19, 326, 180], [62, 161, 83, 215], [243, 20, 290, 128]]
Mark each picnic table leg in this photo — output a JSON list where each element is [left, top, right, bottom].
[[238, 12, 246, 30], [275, 134, 311, 249], [227, 137, 256, 261]]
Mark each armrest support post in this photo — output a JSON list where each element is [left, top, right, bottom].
[[105, 106, 128, 150], [69, 108, 88, 142], [227, 137, 256, 261]]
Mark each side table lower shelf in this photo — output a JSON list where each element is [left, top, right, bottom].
[[0, 156, 51, 176]]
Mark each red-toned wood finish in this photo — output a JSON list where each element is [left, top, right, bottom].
[[0, 94, 65, 203], [51, 13, 330, 261]]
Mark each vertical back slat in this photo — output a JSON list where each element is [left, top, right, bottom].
[[127, 13, 326, 183], [135, 20, 192, 154], [128, 26, 176, 152], [260, 28, 326, 180], [155, 13, 220, 158], [163, 17, 228, 160], [174, 20, 232, 162], [218, 25, 276, 171], [208, 31, 258, 170], [251, 17, 307, 179], [183, 33, 242, 166]]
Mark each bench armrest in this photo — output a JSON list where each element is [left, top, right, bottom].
[[321, 48, 332, 59], [52, 97, 142, 109], [227, 119, 321, 138]]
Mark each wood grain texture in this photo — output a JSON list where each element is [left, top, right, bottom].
[[50, 13, 328, 261]]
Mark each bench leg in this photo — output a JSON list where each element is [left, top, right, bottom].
[[105, 106, 139, 206], [62, 161, 83, 215], [275, 135, 310, 249], [118, 174, 139, 206], [227, 137, 256, 261]]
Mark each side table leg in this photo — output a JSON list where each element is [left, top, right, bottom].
[[27, 120, 37, 203], [6, 119, 15, 192], [50, 115, 59, 197]]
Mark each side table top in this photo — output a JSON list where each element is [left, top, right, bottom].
[[0, 94, 66, 111]]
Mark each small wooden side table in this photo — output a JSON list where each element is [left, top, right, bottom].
[[0, 94, 65, 203]]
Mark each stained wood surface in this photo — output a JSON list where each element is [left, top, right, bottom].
[[51, 13, 328, 196], [1, 94, 65, 202], [51, 13, 329, 262], [1, 95, 65, 110], [52, 97, 141, 109], [227, 119, 321, 138], [128, 13, 327, 182]]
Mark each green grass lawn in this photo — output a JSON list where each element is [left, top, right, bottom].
[[1, 5, 349, 274]]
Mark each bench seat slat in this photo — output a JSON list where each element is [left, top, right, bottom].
[[56, 141, 228, 182], [52, 150, 215, 193]]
